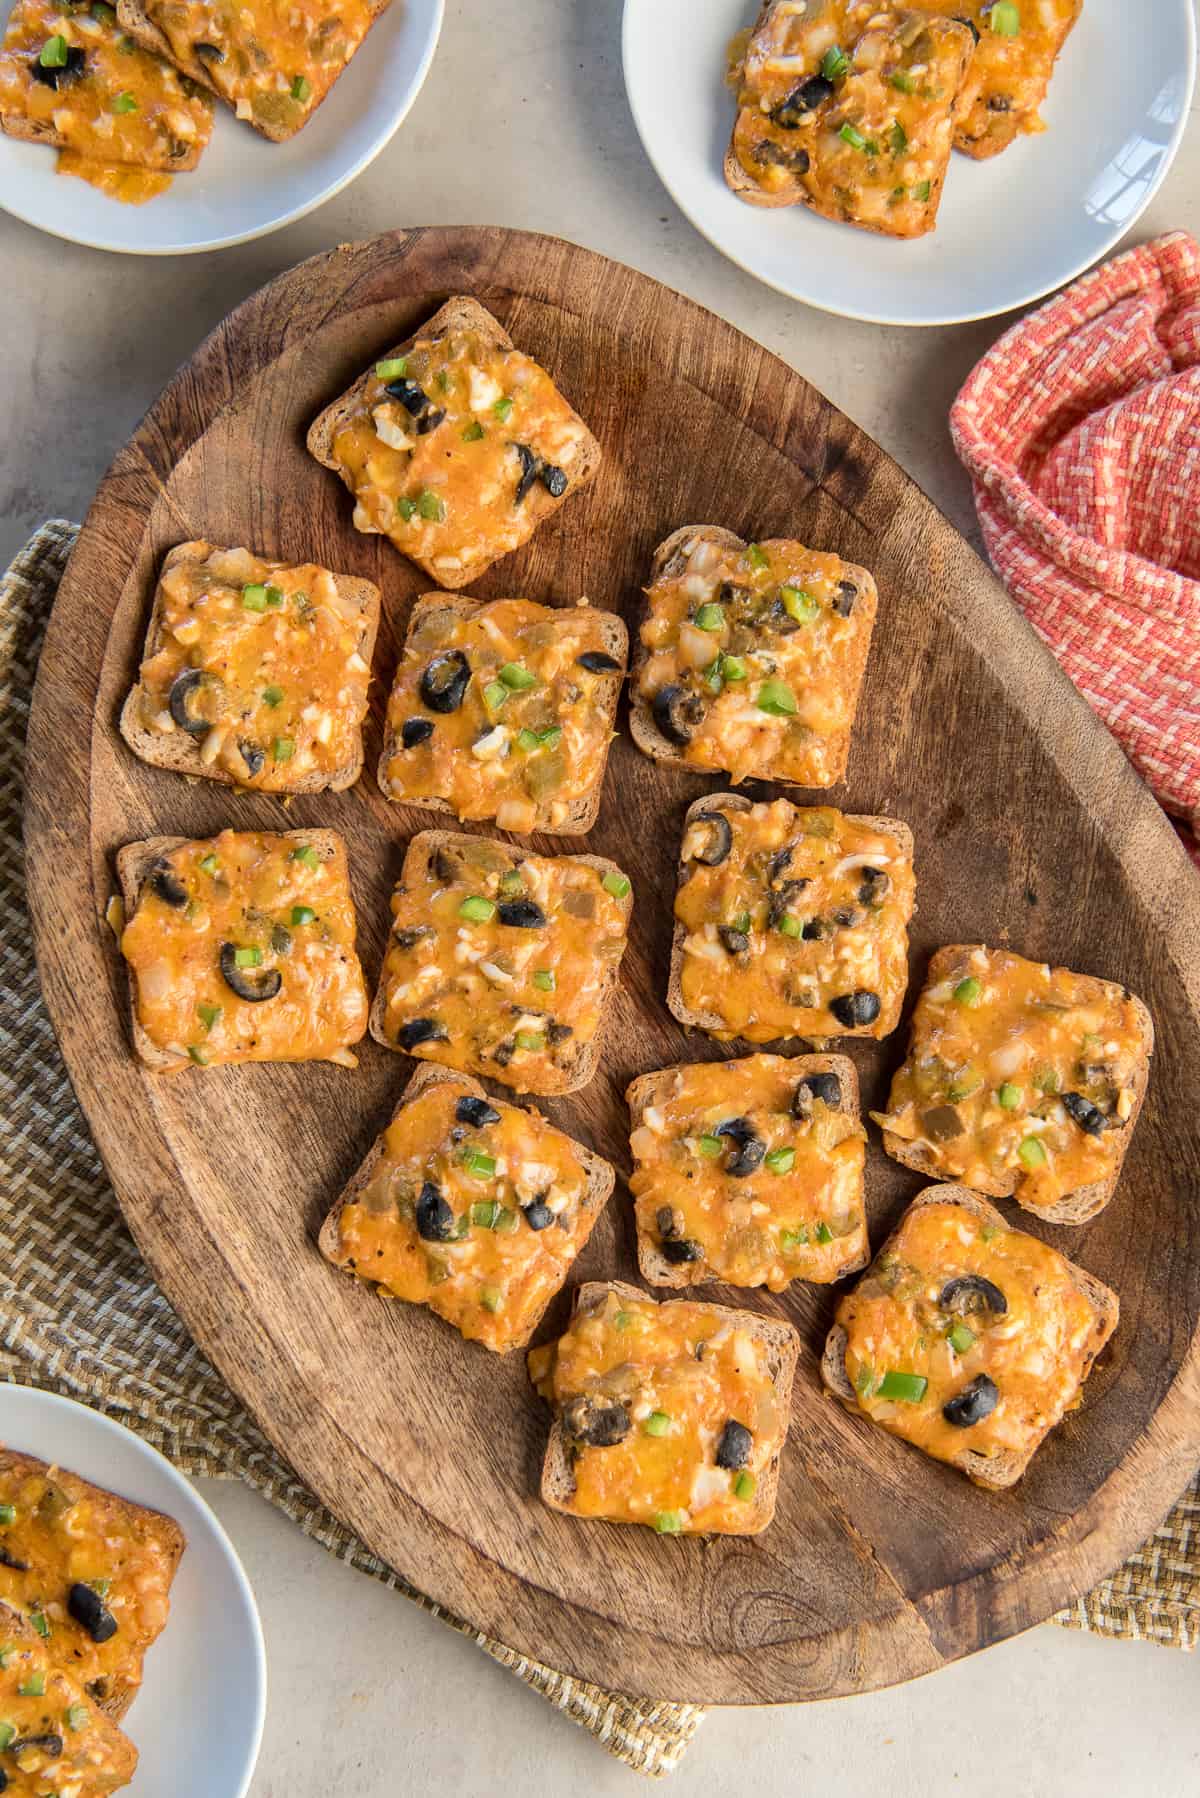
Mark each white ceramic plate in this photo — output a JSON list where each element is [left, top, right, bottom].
[[622, 0, 1196, 326], [0, 1386, 265, 1796], [0, 0, 442, 254]]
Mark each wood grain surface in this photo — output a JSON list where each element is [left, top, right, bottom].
[[23, 227, 1200, 1705]]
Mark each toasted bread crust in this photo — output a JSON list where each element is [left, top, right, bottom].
[[368, 830, 629, 1094], [820, 1184, 1120, 1490], [538, 1279, 800, 1532], [118, 541, 381, 794], [880, 947, 1155, 1223], [630, 526, 877, 788], [378, 591, 627, 833], [320, 1062, 616, 1353], [306, 297, 602, 589], [627, 1051, 868, 1288], [666, 790, 914, 1044]]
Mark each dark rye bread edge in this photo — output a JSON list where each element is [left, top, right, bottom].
[[305, 296, 603, 590], [318, 1061, 616, 1355], [880, 945, 1155, 1225], [666, 789, 915, 1044], [118, 541, 382, 795], [0, 1447, 185, 1725], [821, 1183, 1120, 1491], [627, 1051, 868, 1290], [629, 525, 878, 787], [377, 590, 628, 835], [116, 828, 355, 1073], [114, 0, 392, 142], [538, 1278, 801, 1535], [368, 829, 632, 1096]]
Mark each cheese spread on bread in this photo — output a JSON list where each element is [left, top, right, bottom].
[[926, 0, 1083, 158], [0, 1605, 139, 1793]]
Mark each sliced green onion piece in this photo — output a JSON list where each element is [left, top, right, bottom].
[[261, 684, 284, 708], [889, 119, 908, 153], [396, 496, 417, 521], [417, 489, 446, 522], [290, 905, 316, 926], [733, 1471, 756, 1501], [643, 1411, 671, 1437], [493, 395, 513, 421], [464, 1152, 498, 1183], [820, 44, 849, 80], [946, 1069, 982, 1101], [0, 1506, 13, 1527], [291, 844, 320, 870], [652, 1511, 683, 1534], [197, 1002, 222, 1031], [495, 1207, 520, 1234], [241, 583, 268, 611], [264, 584, 284, 608], [538, 725, 562, 749], [0, 1722, 13, 1750], [721, 654, 747, 682], [482, 680, 509, 711], [462, 421, 485, 442], [112, 89, 137, 112], [1032, 1065, 1060, 1094], [66, 1703, 90, 1731], [602, 870, 631, 899], [947, 1322, 976, 1355], [990, 1, 1020, 33], [746, 543, 768, 571], [776, 913, 802, 939], [780, 584, 818, 624], [498, 871, 524, 896], [953, 976, 982, 1007], [234, 946, 262, 969], [375, 356, 408, 380], [694, 602, 724, 631], [756, 677, 797, 716], [516, 728, 540, 752], [458, 895, 496, 923], [532, 968, 555, 992], [853, 1362, 875, 1397], [876, 1370, 927, 1403], [912, 178, 931, 202], [198, 853, 219, 876], [731, 911, 752, 934], [0, 1648, 12, 1669], [697, 1134, 723, 1159], [499, 661, 537, 690], [891, 69, 915, 93], [613, 1310, 635, 1331], [814, 1221, 834, 1245], [290, 74, 311, 100], [471, 1199, 501, 1229], [515, 1030, 545, 1052], [839, 121, 876, 153], [30, 1611, 49, 1638], [272, 736, 295, 762], [19, 1674, 44, 1697], [764, 1147, 794, 1174], [780, 1225, 808, 1252], [1018, 1135, 1047, 1169], [480, 1285, 503, 1314], [40, 32, 68, 64], [997, 1081, 1021, 1110], [702, 656, 723, 696]]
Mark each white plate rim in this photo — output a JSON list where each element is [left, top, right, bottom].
[[0, 1383, 267, 1797], [0, 0, 444, 256], [621, 0, 1198, 327]]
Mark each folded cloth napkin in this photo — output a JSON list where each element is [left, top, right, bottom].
[[0, 525, 1195, 1793], [950, 230, 1200, 865]]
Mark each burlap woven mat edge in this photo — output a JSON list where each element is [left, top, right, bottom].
[[0, 522, 1194, 1778]]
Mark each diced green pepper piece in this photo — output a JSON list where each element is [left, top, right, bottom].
[[375, 356, 408, 380], [997, 1082, 1021, 1110], [602, 871, 631, 899], [746, 543, 768, 571], [516, 728, 540, 752], [776, 913, 802, 939], [458, 895, 496, 923], [40, 32, 68, 64], [764, 1147, 794, 1174], [499, 661, 537, 690], [733, 1471, 756, 1501], [396, 496, 417, 521], [814, 1221, 834, 1245], [515, 1031, 545, 1052], [643, 1411, 671, 1437], [261, 684, 284, 708], [721, 655, 747, 682], [756, 678, 797, 716], [990, 1, 1020, 33], [482, 680, 509, 712], [697, 1134, 723, 1159], [417, 489, 445, 522], [198, 853, 219, 876], [66, 1703, 90, 1731], [471, 1199, 501, 1228], [290, 905, 316, 926], [876, 1370, 927, 1403], [953, 976, 982, 1007], [493, 396, 513, 421], [290, 74, 311, 100], [652, 1511, 683, 1534], [780, 584, 818, 624], [0, 1507, 13, 1527], [112, 90, 138, 112], [1018, 1135, 1047, 1169], [291, 845, 320, 870], [241, 583, 268, 611], [19, 1673, 45, 1698], [820, 44, 849, 80], [273, 736, 295, 762], [947, 1322, 976, 1355], [480, 1286, 503, 1314], [532, 968, 555, 992], [197, 1002, 222, 1031], [694, 602, 724, 631]]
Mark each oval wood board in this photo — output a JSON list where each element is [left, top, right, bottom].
[[24, 228, 1200, 1705]]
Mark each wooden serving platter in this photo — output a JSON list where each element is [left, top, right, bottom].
[[24, 228, 1200, 1705]]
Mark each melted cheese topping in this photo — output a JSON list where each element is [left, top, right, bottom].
[[330, 328, 591, 587], [0, 1455, 177, 1718], [120, 830, 368, 1069], [529, 1289, 786, 1533], [327, 1080, 596, 1352], [381, 596, 624, 832], [377, 836, 631, 1096], [0, 1619, 137, 1795], [873, 946, 1148, 1212], [927, 0, 1082, 153], [836, 1200, 1107, 1476], [674, 799, 914, 1040], [130, 544, 372, 791], [142, 0, 374, 133], [53, 149, 172, 197], [637, 534, 874, 786], [731, 2, 972, 235], [0, 0, 212, 180], [629, 1054, 866, 1291]]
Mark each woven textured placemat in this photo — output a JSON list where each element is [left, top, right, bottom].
[[0, 525, 1194, 1783]]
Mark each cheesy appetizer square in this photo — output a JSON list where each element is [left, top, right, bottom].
[[0, 1449, 183, 1721], [308, 296, 601, 590], [726, 2, 974, 237], [379, 592, 626, 835], [823, 1187, 1119, 1488], [118, 828, 368, 1071], [632, 526, 878, 787], [371, 832, 632, 1097], [628, 1052, 868, 1292], [669, 794, 915, 1042], [874, 945, 1153, 1223], [321, 1065, 614, 1353], [929, 0, 1083, 158], [0, 1603, 138, 1793], [0, 0, 212, 181], [115, 0, 386, 140], [119, 542, 379, 794], [529, 1281, 799, 1536]]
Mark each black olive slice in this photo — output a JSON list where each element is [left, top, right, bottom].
[[400, 716, 435, 749], [656, 1204, 684, 1241], [148, 859, 188, 909], [768, 880, 808, 932], [792, 1072, 842, 1118], [715, 1117, 766, 1178], [539, 463, 568, 498], [832, 579, 858, 617], [987, 93, 1013, 111], [496, 899, 546, 929], [167, 668, 212, 736], [689, 811, 733, 867], [829, 990, 881, 1028], [68, 1581, 118, 1644], [939, 1275, 1007, 1317], [456, 1095, 501, 1128], [954, 14, 980, 42], [800, 916, 827, 940], [239, 739, 265, 778], [920, 1104, 964, 1143], [942, 1373, 999, 1428], [651, 683, 705, 746], [270, 923, 292, 957], [415, 1181, 455, 1242], [661, 1237, 704, 1264], [218, 943, 282, 1003], [395, 1017, 447, 1051], [0, 1547, 28, 1572], [771, 73, 833, 126], [430, 847, 460, 883], [767, 842, 798, 885], [1062, 1091, 1107, 1136], [8, 1734, 63, 1758], [754, 139, 811, 173], [577, 650, 621, 673], [393, 924, 436, 950], [30, 44, 85, 86], [563, 1395, 630, 1447], [546, 1021, 573, 1045], [416, 407, 446, 435], [384, 377, 429, 414], [523, 1199, 554, 1231], [715, 1419, 753, 1470], [419, 649, 470, 714], [194, 38, 224, 59], [857, 866, 889, 905], [718, 926, 750, 956], [513, 443, 540, 504]]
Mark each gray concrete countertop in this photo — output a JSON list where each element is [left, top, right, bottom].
[[3, 2, 1198, 1792]]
